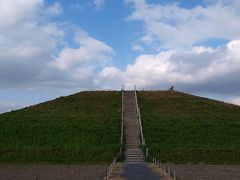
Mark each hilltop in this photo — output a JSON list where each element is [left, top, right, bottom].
[[0, 91, 121, 163], [138, 91, 240, 164]]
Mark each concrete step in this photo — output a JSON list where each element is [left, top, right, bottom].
[[125, 153, 144, 155], [125, 138, 141, 140], [125, 142, 140, 144], [125, 155, 144, 158], [125, 144, 140, 147], [125, 146, 140, 148], [125, 159, 145, 162], [124, 131, 140, 134], [123, 139, 140, 141], [125, 140, 140, 143], [124, 151, 144, 155], [125, 158, 144, 161], [124, 149, 143, 153], [124, 152, 144, 155], [125, 143, 140, 146], [125, 139, 140, 141], [125, 141, 140, 144], [126, 136, 140, 142]]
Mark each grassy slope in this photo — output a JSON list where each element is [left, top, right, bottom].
[[138, 91, 240, 164], [0, 91, 121, 163]]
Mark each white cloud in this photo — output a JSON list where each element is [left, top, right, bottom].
[[45, 2, 62, 16], [98, 40, 240, 95], [0, 100, 26, 113], [0, 0, 114, 91], [70, 3, 83, 10], [54, 30, 113, 70], [52, 30, 114, 88], [230, 97, 240, 106], [98, 67, 122, 88], [0, 0, 64, 87], [0, 0, 42, 27], [132, 44, 144, 52], [126, 0, 240, 49], [94, 0, 104, 10]]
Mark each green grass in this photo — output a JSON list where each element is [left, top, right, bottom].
[[138, 91, 240, 164], [0, 91, 121, 164]]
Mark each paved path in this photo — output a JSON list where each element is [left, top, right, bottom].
[[123, 162, 162, 180]]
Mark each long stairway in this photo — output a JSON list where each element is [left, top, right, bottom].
[[109, 90, 170, 180], [123, 91, 144, 162]]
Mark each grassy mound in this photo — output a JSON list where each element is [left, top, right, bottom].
[[138, 91, 240, 164], [0, 91, 121, 163]]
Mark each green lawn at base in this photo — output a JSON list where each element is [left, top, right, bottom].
[[0, 91, 121, 163], [138, 91, 240, 164]]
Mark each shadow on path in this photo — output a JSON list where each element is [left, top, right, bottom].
[[124, 162, 163, 180]]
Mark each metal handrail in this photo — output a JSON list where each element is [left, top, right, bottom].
[[133, 87, 177, 179], [104, 85, 124, 180], [104, 157, 117, 180], [134, 86, 145, 146], [121, 85, 124, 147], [151, 155, 177, 180]]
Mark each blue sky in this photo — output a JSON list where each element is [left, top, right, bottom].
[[1, 0, 240, 112]]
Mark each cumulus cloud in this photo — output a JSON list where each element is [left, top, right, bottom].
[[0, 0, 114, 90], [52, 30, 114, 89], [45, 2, 62, 15], [0, 0, 42, 27], [98, 40, 240, 95], [54, 31, 113, 70], [126, 0, 240, 49], [0, 0, 64, 88]]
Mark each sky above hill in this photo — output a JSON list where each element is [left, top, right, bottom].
[[1, 0, 240, 112]]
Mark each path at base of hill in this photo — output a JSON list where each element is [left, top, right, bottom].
[[168, 164, 240, 180], [123, 162, 168, 180], [0, 164, 107, 180]]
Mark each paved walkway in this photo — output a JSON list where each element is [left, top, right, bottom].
[[124, 162, 162, 180]]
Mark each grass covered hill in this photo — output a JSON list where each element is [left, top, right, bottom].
[[0, 91, 121, 163], [138, 91, 240, 164]]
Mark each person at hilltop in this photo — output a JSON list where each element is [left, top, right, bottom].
[[169, 86, 174, 92]]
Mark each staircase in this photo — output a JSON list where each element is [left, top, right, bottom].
[[108, 90, 170, 180], [123, 91, 144, 162]]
